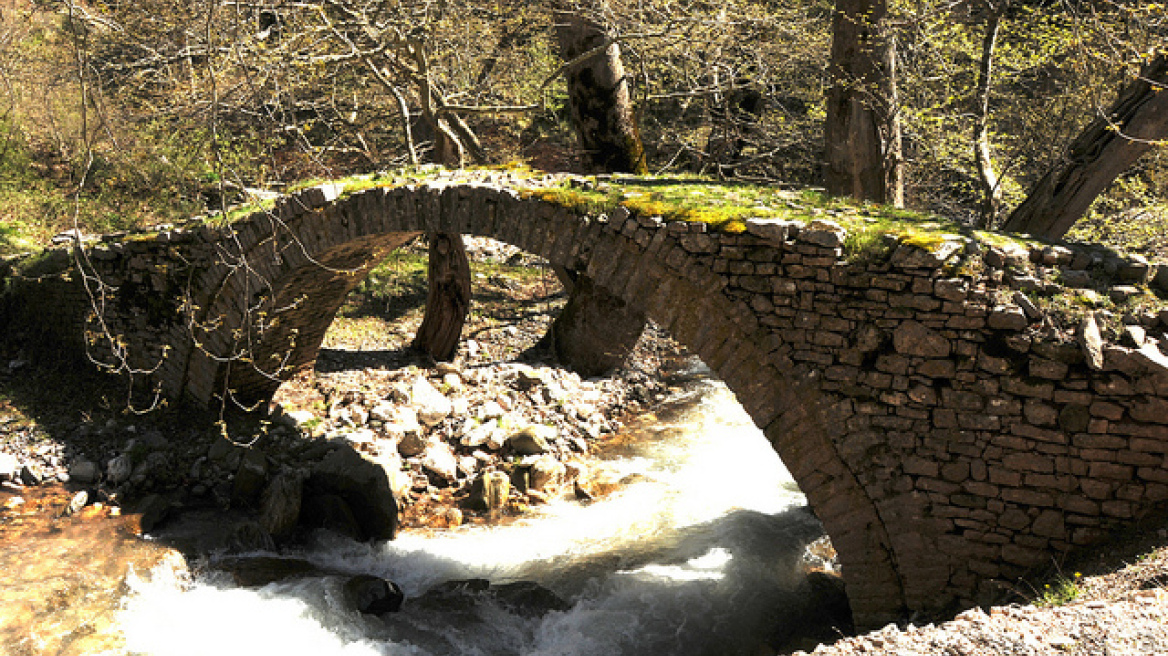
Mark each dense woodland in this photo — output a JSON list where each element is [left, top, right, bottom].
[[0, 0, 1163, 254]]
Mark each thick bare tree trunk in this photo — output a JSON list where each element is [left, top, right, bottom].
[[413, 233, 472, 361], [1003, 53, 1168, 239], [409, 43, 476, 362], [972, 2, 1005, 227], [553, 7, 648, 174], [824, 0, 903, 207], [547, 4, 647, 376]]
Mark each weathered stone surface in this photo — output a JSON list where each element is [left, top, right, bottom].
[[1059, 269, 1093, 289], [0, 453, 19, 482], [1079, 314, 1105, 371], [468, 470, 510, 512], [412, 377, 453, 427], [68, 459, 99, 484], [800, 219, 845, 248], [507, 425, 556, 455], [344, 575, 405, 614], [260, 470, 304, 540], [989, 305, 1028, 330], [893, 321, 951, 358], [307, 445, 398, 541]]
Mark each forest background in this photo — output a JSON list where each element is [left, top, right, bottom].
[[0, 0, 1163, 257]]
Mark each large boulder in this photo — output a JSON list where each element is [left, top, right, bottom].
[[305, 445, 398, 541]]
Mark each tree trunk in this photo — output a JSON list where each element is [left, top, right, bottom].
[[547, 5, 649, 376], [972, 2, 1004, 228], [553, 7, 648, 174], [413, 233, 472, 362], [1003, 53, 1168, 239], [410, 43, 475, 362], [824, 0, 903, 207]]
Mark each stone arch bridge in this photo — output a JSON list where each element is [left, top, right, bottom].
[[5, 170, 1168, 629]]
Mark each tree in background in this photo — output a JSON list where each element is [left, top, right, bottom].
[[553, 2, 647, 174], [970, 0, 1010, 227], [1004, 51, 1168, 239], [824, 0, 903, 207], [548, 2, 647, 376]]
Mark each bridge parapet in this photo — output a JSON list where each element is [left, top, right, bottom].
[[2, 172, 1168, 628]]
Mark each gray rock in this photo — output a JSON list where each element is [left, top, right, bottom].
[[744, 217, 800, 244], [344, 575, 405, 614], [1110, 285, 1141, 303], [1013, 292, 1044, 321], [528, 456, 566, 492], [420, 442, 459, 482], [1123, 325, 1148, 348], [507, 425, 556, 455], [459, 421, 501, 449], [107, 454, 133, 485], [260, 471, 303, 540], [397, 432, 431, 458], [478, 401, 505, 421], [282, 409, 317, 428], [1041, 246, 1073, 265], [1153, 267, 1168, 294], [65, 490, 89, 516], [300, 493, 363, 540], [892, 321, 951, 358], [134, 494, 171, 532], [19, 465, 41, 486], [988, 305, 1028, 330], [800, 219, 845, 248], [468, 470, 510, 513], [0, 453, 17, 482], [412, 377, 452, 427], [1059, 268, 1093, 289], [1078, 314, 1105, 371], [984, 244, 1029, 268], [934, 279, 968, 302], [69, 459, 99, 484]]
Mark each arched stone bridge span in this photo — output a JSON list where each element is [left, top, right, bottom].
[[8, 171, 1168, 629]]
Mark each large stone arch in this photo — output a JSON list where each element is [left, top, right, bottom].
[[28, 173, 1168, 631], [158, 181, 909, 627]]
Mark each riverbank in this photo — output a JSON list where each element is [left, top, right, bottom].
[[791, 519, 1168, 655]]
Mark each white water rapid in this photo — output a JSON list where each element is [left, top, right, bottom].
[[117, 375, 824, 656]]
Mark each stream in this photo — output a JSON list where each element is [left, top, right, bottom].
[[5, 370, 835, 655]]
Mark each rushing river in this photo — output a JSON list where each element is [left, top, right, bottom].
[[114, 374, 823, 655]]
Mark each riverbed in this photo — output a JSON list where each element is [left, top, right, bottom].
[[2, 371, 834, 655]]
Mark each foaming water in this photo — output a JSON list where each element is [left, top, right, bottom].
[[119, 379, 822, 656]]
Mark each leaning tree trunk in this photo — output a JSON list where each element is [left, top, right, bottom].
[[547, 5, 648, 376], [1003, 53, 1168, 239], [553, 7, 648, 174], [824, 0, 903, 207], [972, 1, 1005, 227], [413, 233, 472, 362]]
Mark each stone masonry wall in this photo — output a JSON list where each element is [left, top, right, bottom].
[[2, 171, 1167, 630]]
